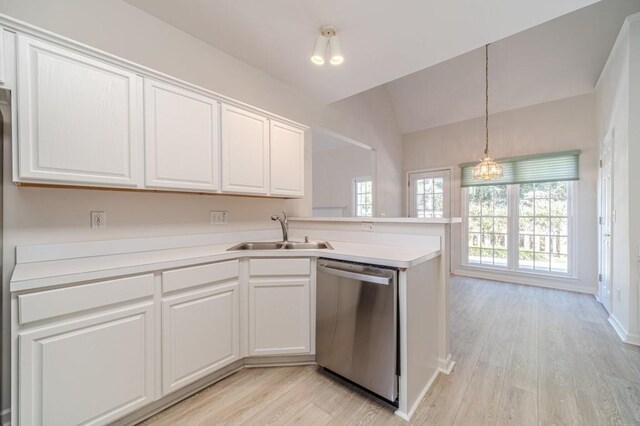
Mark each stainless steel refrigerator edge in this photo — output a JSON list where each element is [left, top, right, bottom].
[[316, 259, 399, 403]]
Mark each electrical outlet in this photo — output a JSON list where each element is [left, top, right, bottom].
[[361, 222, 374, 232], [91, 211, 105, 229], [210, 211, 228, 225]]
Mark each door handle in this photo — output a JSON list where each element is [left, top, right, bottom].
[[318, 265, 392, 285], [603, 233, 611, 237]]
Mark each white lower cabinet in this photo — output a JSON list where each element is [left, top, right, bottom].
[[248, 258, 312, 356], [13, 257, 314, 424], [162, 281, 240, 394], [18, 302, 155, 426]]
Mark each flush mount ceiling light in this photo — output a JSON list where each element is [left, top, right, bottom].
[[472, 44, 503, 181], [311, 26, 343, 66]]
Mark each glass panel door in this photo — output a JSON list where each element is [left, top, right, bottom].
[[409, 170, 451, 218]]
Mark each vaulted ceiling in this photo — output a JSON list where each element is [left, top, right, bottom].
[[125, 0, 600, 104], [385, 0, 640, 133]]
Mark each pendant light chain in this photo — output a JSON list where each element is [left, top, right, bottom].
[[472, 43, 503, 181], [485, 44, 489, 157]]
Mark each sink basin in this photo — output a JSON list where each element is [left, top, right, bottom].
[[283, 242, 333, 250], [227, 241, 333, 251], [227, 241, 285, 251]]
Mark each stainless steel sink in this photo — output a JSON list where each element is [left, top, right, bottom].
[[227, 242, 286, 251], [283, 241, 333, 250], [227, 241, 333, 251]]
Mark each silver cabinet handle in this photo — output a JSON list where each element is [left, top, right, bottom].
[[318, 265, 392, 285]]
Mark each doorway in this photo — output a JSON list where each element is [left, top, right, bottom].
[[407, 169, 451, 218]]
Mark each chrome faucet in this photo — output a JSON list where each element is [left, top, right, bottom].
[[271, 211, 289, 242]]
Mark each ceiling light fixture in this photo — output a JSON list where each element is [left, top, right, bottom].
[[311, 34, 328, 65], [472, 44, 503, 181], [311, 26, 343, 66]]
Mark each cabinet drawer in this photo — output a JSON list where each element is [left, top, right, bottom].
[[162, 260, 239, 293], [249, 258, 310, 276], [18, 274, 154, 325]]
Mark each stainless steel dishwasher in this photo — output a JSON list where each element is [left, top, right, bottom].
[[316, 259, 398, 404]]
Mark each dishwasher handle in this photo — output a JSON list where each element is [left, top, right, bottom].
[[318, 264, 393, 285]]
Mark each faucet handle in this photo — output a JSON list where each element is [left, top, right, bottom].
[[270, 215, 279, 221]]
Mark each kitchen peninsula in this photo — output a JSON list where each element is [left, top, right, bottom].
[[9, 218, 457, 424]]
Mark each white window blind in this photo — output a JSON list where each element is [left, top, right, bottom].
[[461, 150, 580, 187]]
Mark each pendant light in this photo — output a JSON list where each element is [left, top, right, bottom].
[[472, 44, 503, 181]]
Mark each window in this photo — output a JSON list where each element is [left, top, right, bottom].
[[409, 170, 451, 218], [461, 150, 579, 277], [518, 182, 569, 273], [463, 181, 574, 276], [467, 185, 508, 267], [354, 178, 373, 217]]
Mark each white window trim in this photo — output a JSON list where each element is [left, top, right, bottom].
[[352, 176, 373, 217], [461, 181, 579, 280]]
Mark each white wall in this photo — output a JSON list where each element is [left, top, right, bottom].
[[595, 13, 640, 343], [0, 0, 405, 415], [629, 15, 640, 343], [313, 145, 373, 216], [317, 86, 405, 217], [403, 93, 599, 293]]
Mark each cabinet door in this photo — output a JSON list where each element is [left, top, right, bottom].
[[221, 104, 269, 194], [270, 120, 305, 197], [16, 35, 143, 187], [249, 278, 311, 355], [162, 282, 239, 394], [144, 79, 220, 191], [18, 302, 155, 426]]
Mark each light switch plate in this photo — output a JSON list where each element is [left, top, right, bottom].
[[210, 211, 228, 225]]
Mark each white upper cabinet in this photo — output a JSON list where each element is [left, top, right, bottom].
[[270, 120, 305, 197], [144, 79, 220, 192], [10, 26, 306, 196], [221, 104, 269, 194], [16, 35, 144, 187]]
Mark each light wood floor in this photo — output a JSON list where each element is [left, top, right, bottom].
[[141, 277, 640, 425]]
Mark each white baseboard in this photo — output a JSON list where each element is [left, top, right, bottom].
[[395, 367, 441, 421], [609, 315, 640, 346], [395, 355, 455, 421], [1, 408, 11, 426], [438, 353, 455, 375], [453, 269, 595, 294]]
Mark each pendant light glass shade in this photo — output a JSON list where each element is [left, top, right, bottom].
[[472, 155, 503, 180], [311, 35, 328, 65], [473, 44, 503, 181]]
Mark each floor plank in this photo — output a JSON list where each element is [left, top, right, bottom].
[[142, 277, 638, 426]]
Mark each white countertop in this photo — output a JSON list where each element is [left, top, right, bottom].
[[289, 217, 462, 224], [10, 240, 441, 292]]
